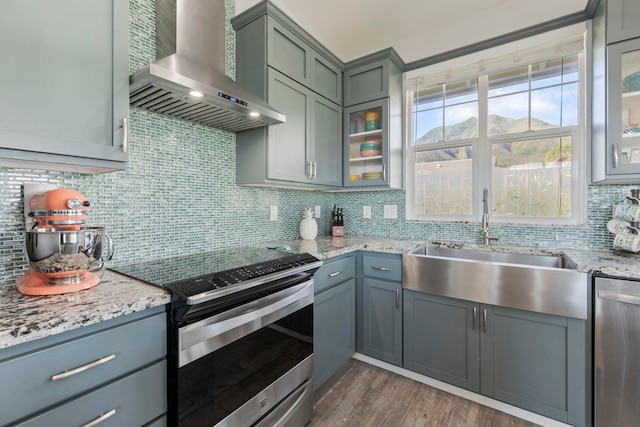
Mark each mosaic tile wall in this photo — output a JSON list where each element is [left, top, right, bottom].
[[0, 0, 637, 287]]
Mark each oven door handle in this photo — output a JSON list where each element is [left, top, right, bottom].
[[179, 280, 314, 367]]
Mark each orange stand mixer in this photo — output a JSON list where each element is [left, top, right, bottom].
[[16, 184, 114, 296]]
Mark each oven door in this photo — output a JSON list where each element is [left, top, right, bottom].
[[171, 279, 314, 427]]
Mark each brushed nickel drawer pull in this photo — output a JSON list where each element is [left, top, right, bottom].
[[395, 289, 400, 308], [121, 117, 128, 152], [328, 271, 342, 277], [472, 306, 477, 331], [482, 309, 488, 333], [371, 266, 390, 271], [51, 354, 116, 381], [613, 143, 619, 168], [599, 290, 640, 306], [82, 409, 117, 427]]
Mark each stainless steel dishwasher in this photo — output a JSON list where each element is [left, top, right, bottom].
[[594, 276, 640, 426]]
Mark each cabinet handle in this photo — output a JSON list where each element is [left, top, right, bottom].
[[371, 266, 390, 271], [482, 309, 487, 333], [82, 409, 117, 427], [328, 271, 342, 277], [307, 161, 312, 179], [472, 306, 477, 331], [599, 290, 640, 306], [395, 288, 400, 308], [121, 117, 128, 152], [613, 143, 619, 168], [51, 354, 116, 381], [382, 163, 387, 181], [312, 161, 317, 179]]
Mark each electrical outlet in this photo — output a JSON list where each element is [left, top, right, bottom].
[[315, 205, 321, 218], [270, 205, 278, 221], [363, 206, 371, 219], [383, 205, 397, 219]]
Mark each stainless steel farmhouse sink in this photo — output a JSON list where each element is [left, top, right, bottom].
[[403, 245, 588, 319]]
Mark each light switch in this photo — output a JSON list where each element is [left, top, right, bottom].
[[270, 205, 278, 221], [383, 205, 397, 219], [363, 206, 372, 218], [315, 205, 321, 218]]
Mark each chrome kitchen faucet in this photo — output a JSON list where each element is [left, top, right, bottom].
[[482, 188, 499, 245]]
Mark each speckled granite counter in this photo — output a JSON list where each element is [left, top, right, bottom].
[[2, 235, 638, 352], [260, 236, 640, 279], [0, 270, 169, 350]]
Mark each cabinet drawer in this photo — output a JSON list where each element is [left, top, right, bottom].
[[15, 361, 167, 427], [314, 256, 356, 294], [0, 312, 166, 426], [362, 254, 402, 282]]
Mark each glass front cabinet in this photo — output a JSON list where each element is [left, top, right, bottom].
[[344, 100, 388, 187], [609, 39, 640, 176], [343, 98, 402, 189]]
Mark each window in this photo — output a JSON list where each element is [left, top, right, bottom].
[[406, 33, 586, 224]]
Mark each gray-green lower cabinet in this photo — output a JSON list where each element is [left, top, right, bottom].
[[362, 277, 402, 366], [0, 306, 167, 426], [314, 278, 356, 389], [313, 255, 357, 390], [403, 290, 587, 427]]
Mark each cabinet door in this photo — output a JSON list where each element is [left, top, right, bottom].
[[343, 99, 394, 188], [0, 0, 129, 170], [314, 278, 356, 389], [267, 19, 311, 86], [311, 53, 342, 105], [267, 70, 310, 182], [311, 94, 342, 186], [362, 277, 402, 366], [480, 305, 579, 424], [607, 0, 640, 44], [403, 291, 480, 392], [344, 59, 390, 107], [606, 39, 640, 178]]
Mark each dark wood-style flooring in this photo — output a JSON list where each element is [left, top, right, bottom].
[[309, 359, 541, 427]]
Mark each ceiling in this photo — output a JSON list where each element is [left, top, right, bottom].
[[235, 0, 588, 64]]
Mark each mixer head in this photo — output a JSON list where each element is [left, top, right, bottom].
[[28, 188, 90, 230]]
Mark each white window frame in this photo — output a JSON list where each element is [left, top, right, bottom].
[[405, 28, 587, 225]]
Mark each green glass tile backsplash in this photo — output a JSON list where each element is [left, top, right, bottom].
[[0, 0, 637, 287]]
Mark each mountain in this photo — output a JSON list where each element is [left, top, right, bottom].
[[415, 115, 569, 167]]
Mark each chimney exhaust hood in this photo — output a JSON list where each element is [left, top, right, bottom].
[[129, 0, 285, 132]]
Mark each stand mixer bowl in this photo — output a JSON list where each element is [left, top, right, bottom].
[[24, 227, 114, 285]]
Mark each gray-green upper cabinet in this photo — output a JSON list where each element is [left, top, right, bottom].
[[342, 49, 403, 189], [233, 1, 343, 188], [343, 49, 403, 107], [0, 0, 129, 173], [606, 0, 640, 44], [236, 69, 341, 187], [592, 0, 640, 182], [266, 19, 342, 105]]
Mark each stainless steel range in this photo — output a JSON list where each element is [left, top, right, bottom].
[[111, 248, 322, 427]]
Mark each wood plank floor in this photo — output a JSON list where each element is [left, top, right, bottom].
[[309, 359, 541, 427]]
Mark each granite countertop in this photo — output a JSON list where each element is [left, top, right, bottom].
[[262, 236, 640, 279], [1, 235, 638, 352], [0, 270, 169, 350]]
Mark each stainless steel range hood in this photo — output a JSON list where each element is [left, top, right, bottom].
[[129, 0, 285, 132]]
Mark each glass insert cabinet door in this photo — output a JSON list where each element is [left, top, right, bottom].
[[344, 99, 389, 187], [609, 39, 640, 175]]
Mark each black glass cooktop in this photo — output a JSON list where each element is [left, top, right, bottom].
[[110, 247, 319, 298]]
